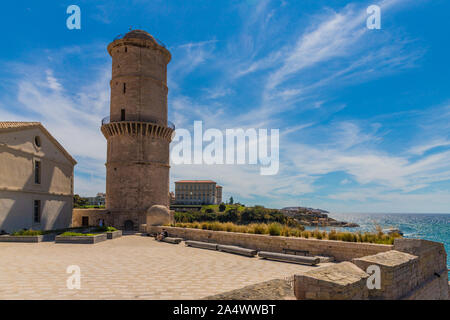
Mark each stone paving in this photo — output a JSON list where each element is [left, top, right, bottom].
[[0, 235, 331, 300]]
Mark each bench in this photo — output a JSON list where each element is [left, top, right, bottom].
[[282, 248, 309, 256], [258, 251, 320, 265], [185, 240, 218, 251], [217, 244, 257, 257], [161, 237, 183, 244]]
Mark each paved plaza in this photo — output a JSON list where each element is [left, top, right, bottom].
[[0, 235, 331, 299]]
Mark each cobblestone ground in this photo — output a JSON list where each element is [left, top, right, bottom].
[[0, 235, 330, 300]]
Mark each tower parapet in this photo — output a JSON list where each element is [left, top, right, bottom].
[[101, 29, 174, 231]]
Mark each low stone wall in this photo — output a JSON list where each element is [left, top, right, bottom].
[[293, 238, 449, 300], [0, 234, 55, 243], [55, 233, 107, 244], [148, 226, 392, 261], [72, 209, 112, 227], [107, 230, 122, 239]]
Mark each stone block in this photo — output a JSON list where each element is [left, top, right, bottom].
[[294, 262, 369, 300], [353, 250, 418, 299]]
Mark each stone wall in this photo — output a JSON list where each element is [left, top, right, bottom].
[[72, 209, 113, 227], [393, 238, 449, 300], [148, 226, 392, 261], [293, 238, 449, 300]]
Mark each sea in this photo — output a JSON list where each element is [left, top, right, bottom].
[[306, 213, 450, 272]]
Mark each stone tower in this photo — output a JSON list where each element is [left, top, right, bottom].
[[101, 30, 174, 230]]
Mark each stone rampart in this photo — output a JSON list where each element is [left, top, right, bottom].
[[294, 238, 449, 300]]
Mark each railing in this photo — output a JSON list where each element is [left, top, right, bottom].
[[112, 33, 167, 49], [101, 115, 175, 130]]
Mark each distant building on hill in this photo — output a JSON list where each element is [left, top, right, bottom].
[[85, 193, 106, 206], [174, 180, 223, 205], [0, 122, 77, 233]]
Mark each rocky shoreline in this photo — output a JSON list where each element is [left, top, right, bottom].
[[281, 207, 359, 228]]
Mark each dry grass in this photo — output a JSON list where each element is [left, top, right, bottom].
[[170, 222, 401, 244]]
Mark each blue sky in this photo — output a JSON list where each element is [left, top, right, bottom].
[[1, 0, 450, 213]]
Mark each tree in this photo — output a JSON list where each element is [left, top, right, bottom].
[[219, 203, 226, 212], [73, 194, 88, 208], [229, 196, 234, 205]]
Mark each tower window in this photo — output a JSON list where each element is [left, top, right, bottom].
[[33, 200, 41, 223], [121, 109, 126, 121], [125, 47, 127, 52], [123, 83, 126, 94], [34, 160, 41, 184]]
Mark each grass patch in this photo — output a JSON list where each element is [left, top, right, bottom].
[[11, 229, 44, 236], [59, 232, 97, 237], [169, 222, 402, 244]]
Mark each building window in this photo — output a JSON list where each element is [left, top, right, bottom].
[[125, 47, 127, 52], [34, 160, 41, 184], [123, 83, 126, 94], [34, 136, 41, 148], [121, 109, 126, 121], [33, 200, 41, 223]]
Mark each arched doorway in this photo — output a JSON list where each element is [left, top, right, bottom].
[[124, 220, 134, 231]]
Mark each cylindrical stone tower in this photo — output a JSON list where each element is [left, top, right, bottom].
[[101, 29, 174, 230]]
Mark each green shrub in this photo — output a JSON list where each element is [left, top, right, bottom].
[[12, 229, 43, 236], [268, 223, 282, 236], [93, 226, 117, 232]]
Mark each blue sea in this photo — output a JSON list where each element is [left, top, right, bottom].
[[306, 213, 450, 271]]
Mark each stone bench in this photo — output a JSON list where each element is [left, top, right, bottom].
[[258, 251, 320, 265], [217, 244, 257, 257], [185, 240, 218, 251], [161, 237, 183, 244], [283, 248, 309, 256]]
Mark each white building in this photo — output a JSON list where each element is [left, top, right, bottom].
[[0, 122, 77, 233]]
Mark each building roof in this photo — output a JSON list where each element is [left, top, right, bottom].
[[0, 121, 41, 129], [175, 180, 216, 184], [0, 121, 77, 165], [123, 29, 156, 41]]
